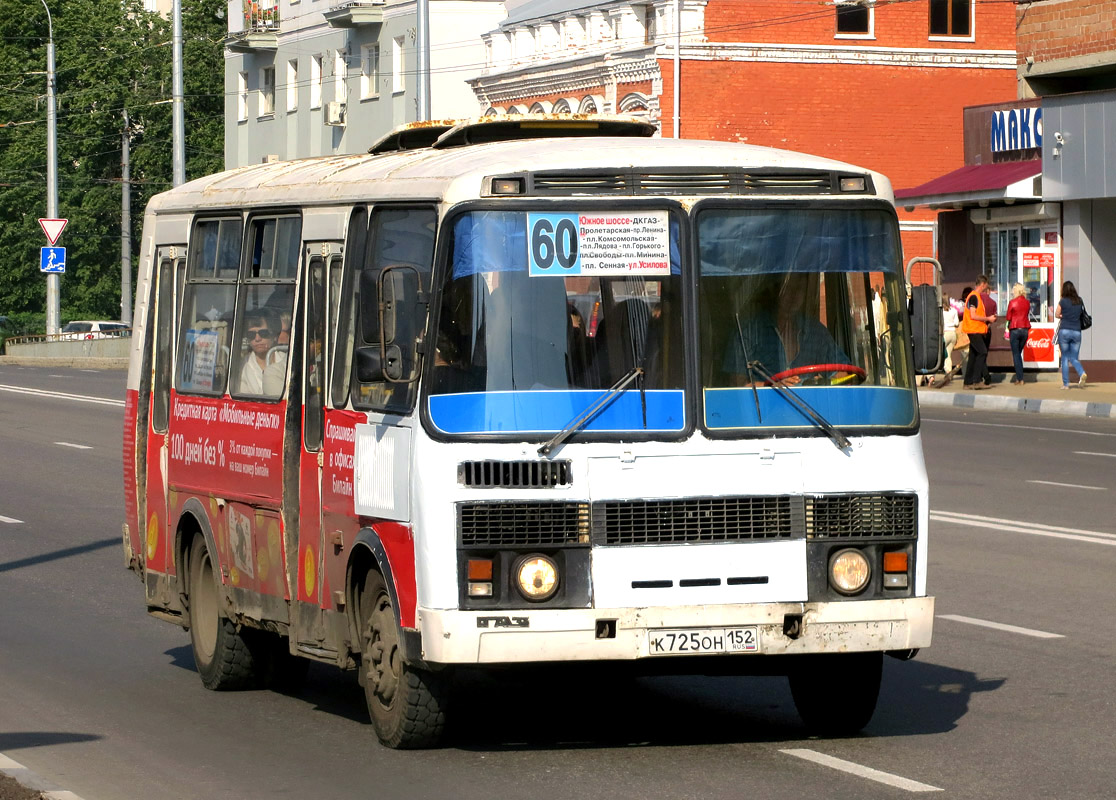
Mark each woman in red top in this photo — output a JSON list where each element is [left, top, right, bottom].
[[1007, 283, 1032, 385]]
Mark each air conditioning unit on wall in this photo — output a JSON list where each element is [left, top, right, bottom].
[[326, 101, 346, 126]]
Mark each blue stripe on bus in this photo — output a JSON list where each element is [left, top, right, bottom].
[[703, 386, 916, 430], [428, 390, 686, 435]]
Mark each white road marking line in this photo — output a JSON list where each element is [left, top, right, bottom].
[[0, 751, 88, 800], [0, 384, 123, 407], [1074, 451, 1116, 457], [0, 515, 23, 524], [938, 614, 1063, 639], [930, 510, 1116, 546], [781, 749, 942, 793], [54, 441, 92, 450], [0, 753, 22, 769], [1026, 479, 1106, 491], [922, 417, 1116, 437]]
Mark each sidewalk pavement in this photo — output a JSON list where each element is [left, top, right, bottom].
[[917, 369, 1116, 419]]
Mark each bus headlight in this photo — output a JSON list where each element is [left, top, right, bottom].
[[829, 548, 870, 595], [514, 555, 559, 601]]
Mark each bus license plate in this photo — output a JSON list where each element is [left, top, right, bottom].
[[647, 627, 759, 656]]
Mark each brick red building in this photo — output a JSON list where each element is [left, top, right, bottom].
[[469, 0, 1018, 257]]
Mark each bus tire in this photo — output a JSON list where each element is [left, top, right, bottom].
[[788, 651, 882, 736], [359, 571, 448, 749], [187, 540, 258, 691]]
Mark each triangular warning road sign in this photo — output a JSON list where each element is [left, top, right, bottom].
[[39, 218, 68, 246]]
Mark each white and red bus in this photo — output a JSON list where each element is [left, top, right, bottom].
[[123, 116, 934, 748]]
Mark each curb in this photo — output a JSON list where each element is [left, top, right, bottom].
[[0, 356, 127, 369], [0, 752, 85, 800], [918, 388, 1116, 419]]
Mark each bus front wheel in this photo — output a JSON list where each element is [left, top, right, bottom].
[[359, 571, 448, 749], [187, 539, 259, 691], [788, 651, 882, 736]]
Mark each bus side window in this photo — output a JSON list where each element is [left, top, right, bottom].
[[152, 258, 174, 431], [352, 207, 437, 412], [332, 208, 367, 409], [177, 218, 241, 396], [304, 256, 326, 450], [231, 215, 301, 400]]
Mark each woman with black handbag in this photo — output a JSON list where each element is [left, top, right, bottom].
[[1055, 280, 1088, 389]]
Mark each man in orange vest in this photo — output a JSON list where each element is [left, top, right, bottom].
[[960, 274, 996, 389]]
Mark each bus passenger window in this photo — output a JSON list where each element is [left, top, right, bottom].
[[231, 215, 301, 400], [177, 218, 241, 396]]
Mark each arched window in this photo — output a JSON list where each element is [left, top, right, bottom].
[[483, 107, 501, 116], [507, 105, 524, 115], [529, 101, 551, 114], [552, 98, 572, 113], [578, 95, 599, 113], [618, 93, 650, 116]]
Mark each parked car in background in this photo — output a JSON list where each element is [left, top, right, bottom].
[[60, 320, 130, 340]]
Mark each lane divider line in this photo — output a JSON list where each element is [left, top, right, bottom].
[[781, 749, 942, 792], [937, 614, 1063, 639], [930, 511, 1116, 546], [54, 442, 93, 450], [0, 384, 123, 407], [1026, 479, 1106, 491], [1072, 451, 1116, 458], [0, 515, 23, 524]]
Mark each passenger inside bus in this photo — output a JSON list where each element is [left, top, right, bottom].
[[237, 307, 286, 397], [720, 273, 852, 386]]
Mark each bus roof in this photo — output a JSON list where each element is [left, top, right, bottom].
[[147, 135, 894, 215]]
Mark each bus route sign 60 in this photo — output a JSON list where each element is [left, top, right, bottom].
[[528, 211, 671, 277]]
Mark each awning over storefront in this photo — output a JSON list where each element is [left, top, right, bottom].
[[895, 160, 1042, 210]]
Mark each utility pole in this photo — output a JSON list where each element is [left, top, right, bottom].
[[41, 0, 60, 335], [172, 0, 185, 186], [674, 0, 681, 139], [416, 0, 431, 120], [121, 110, 132, 325]]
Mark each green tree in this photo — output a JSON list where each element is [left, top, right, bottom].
[[0, 0, 225, 325]]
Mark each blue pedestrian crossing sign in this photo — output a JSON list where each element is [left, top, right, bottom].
[[41, 246, 66, 274]]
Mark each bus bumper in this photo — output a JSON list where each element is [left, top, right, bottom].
[[417, 596, 934, 664]]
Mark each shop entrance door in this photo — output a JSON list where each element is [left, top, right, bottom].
[[1018, 247, 1060, 368]]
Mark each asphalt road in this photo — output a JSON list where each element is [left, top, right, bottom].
[[1, 364, 1114, 799]]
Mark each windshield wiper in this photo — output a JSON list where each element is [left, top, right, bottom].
[[538, 366, 644, 457], [745, 360, 852, 451]]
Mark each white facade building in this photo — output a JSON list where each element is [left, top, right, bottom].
[[224, 0, 506, 168]]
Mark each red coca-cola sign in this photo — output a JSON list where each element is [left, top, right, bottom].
[[1024, 328, 1055, 363]]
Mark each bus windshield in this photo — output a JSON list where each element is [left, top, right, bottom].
[[697, 206, 916, 434], [427, 210, 686, 436]]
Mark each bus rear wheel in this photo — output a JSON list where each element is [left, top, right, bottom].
[[187, 539, 259, 691], [359, 571, 448, 749], [788, 651, 882, 736]]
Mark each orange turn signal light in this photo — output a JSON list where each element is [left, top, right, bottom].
[[468, 558, 494, 581], [883, 552, 908, 573]]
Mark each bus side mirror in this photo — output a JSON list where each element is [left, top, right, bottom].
[[355, 344, 404, 382], [358, 264, 425, 384]]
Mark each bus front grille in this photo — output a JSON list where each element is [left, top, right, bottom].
[[458, 501, 589, 547], [592, 497, 798, 545], [459, 460, 572, 488], [805, 493, 918, 539]]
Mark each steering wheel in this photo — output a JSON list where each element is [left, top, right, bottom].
[[770, 363, 867, 385]]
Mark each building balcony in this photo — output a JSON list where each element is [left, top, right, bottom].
[[227, 3, 279, 52], [324, 1, 385, 28]]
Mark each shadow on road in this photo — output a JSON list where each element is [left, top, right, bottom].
[[0, 732, 101, 752], [0, 537, 118, 574], [165, 647, 1003, 752]]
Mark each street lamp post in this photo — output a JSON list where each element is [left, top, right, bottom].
[[41, 0, 60, 335]]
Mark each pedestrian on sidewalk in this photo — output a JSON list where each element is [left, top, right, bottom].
[[1007, 283, 1031, 384], [942, 294, 958, 374], [1055, 280, 1088, 389], [979, 280, 998, 386], [960, 275, 995, 389]]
